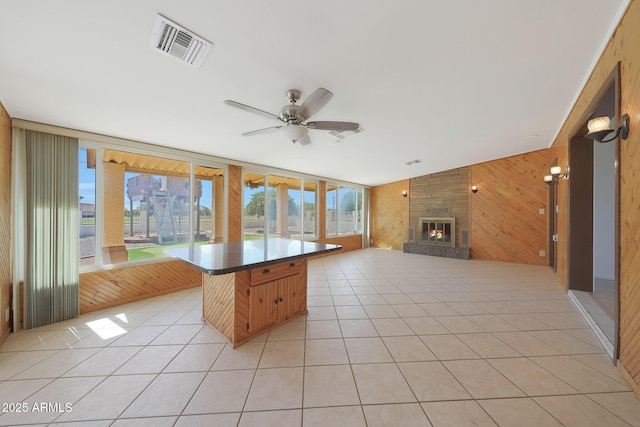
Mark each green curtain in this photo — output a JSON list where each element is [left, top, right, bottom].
[[25, 131, 79, 328]]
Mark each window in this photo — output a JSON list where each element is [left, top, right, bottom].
[[79, 146, 224, 268], [243, 172, 266, 241], [79, 148, 97, 267], [326, 184, 364, 236], [102, 150, 192, 264], [244, 172, 317, 241], [195, 165, 224, 243], [356, 188, 364, 233]]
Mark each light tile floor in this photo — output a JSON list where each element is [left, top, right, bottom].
[[1, 249, 640, 426]]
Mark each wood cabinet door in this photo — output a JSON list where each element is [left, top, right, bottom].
[[248, 282, 277, 332], [276, 275, 306, 322]]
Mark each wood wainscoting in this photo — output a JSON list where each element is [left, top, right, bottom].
[[79, 260, 201, 314], [312, 234, 362, 258]]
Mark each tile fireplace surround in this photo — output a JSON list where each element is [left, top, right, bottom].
[[0, 248, 638, 426]]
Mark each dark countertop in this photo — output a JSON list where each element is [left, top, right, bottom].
[[166, 238, 342, 275]]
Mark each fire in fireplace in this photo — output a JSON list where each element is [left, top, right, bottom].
[[418, 217, 455, 247]]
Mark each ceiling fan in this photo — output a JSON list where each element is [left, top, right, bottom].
[[224, 88, 359, 145]]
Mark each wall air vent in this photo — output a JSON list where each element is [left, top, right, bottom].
[[148, 14, 212, 69]]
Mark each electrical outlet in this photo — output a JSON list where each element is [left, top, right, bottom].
[[539, 250, 546, 257], [539, 208, 545, 215]]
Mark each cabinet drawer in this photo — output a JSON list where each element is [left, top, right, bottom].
[[250, 259, 304, 286]]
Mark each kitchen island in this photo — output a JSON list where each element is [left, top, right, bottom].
[[167, 238, 341, 347]]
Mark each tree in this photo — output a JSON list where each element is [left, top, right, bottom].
[[245, 189, 299, 217], [245, 191, 265, 216], [340, 190, 356, 214], [286, 194, 299, 216]]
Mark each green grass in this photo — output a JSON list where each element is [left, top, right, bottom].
[[127, 241, 208, 262], [243, 235, 265, 241]]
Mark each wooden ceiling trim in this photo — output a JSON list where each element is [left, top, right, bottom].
[[103, 149, 223, 178], [243, 172, 317, 191]]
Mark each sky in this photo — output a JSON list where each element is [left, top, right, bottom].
[[79, 148, 95, 204]]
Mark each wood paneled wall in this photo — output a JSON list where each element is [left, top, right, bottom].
[[549, 0, 640, 391], [318, 181, 327, 239], [370, 179, 409, 250], [469, 150, 549, 265], [0, 102, 11, 345], [369, 159, 550, 267], [409, 168, 469, 248], [227, 164, 243, 242], [78, 260, 201, 313]]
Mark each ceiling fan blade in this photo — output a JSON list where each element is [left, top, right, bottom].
[[305, 121, 359, 131], [298, 135, 312, 145], [242, 126, 282, 136], [224, 100, 279, 120], [296, 88, 333, 120]]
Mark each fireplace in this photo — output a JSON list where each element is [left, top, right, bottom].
[[418, 217, 455, 247]]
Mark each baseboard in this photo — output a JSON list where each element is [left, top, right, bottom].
[[617, 360, 640, 399]]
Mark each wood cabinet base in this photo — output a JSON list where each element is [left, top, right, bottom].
[[202, 258, 308, 348]]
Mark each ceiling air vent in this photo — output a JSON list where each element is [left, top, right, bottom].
[[148, 14, 212, 69], [328, 127, 363, 141]]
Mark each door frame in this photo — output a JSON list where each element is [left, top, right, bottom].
[[567, 62, 621, 360]]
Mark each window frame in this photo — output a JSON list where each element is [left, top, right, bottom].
[[326, 182, 365, 237], [242, 170, 319, 242], [78, 139, 227, 272]]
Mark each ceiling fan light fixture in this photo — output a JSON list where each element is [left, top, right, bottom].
[[225, 88, 357, 145], [280, 123, 308, 143]]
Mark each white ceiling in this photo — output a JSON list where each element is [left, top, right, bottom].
[[0, 0, 630, 186]]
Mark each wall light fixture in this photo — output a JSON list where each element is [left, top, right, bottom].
[[544, 165, 569, 185], [585, 114, 630, 143]]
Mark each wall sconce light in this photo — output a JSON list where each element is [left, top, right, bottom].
[[585, 114, 630, 143], [402, 190, 408, 197], [544, 165, 569, 185], [471, 185, 478, 193]]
